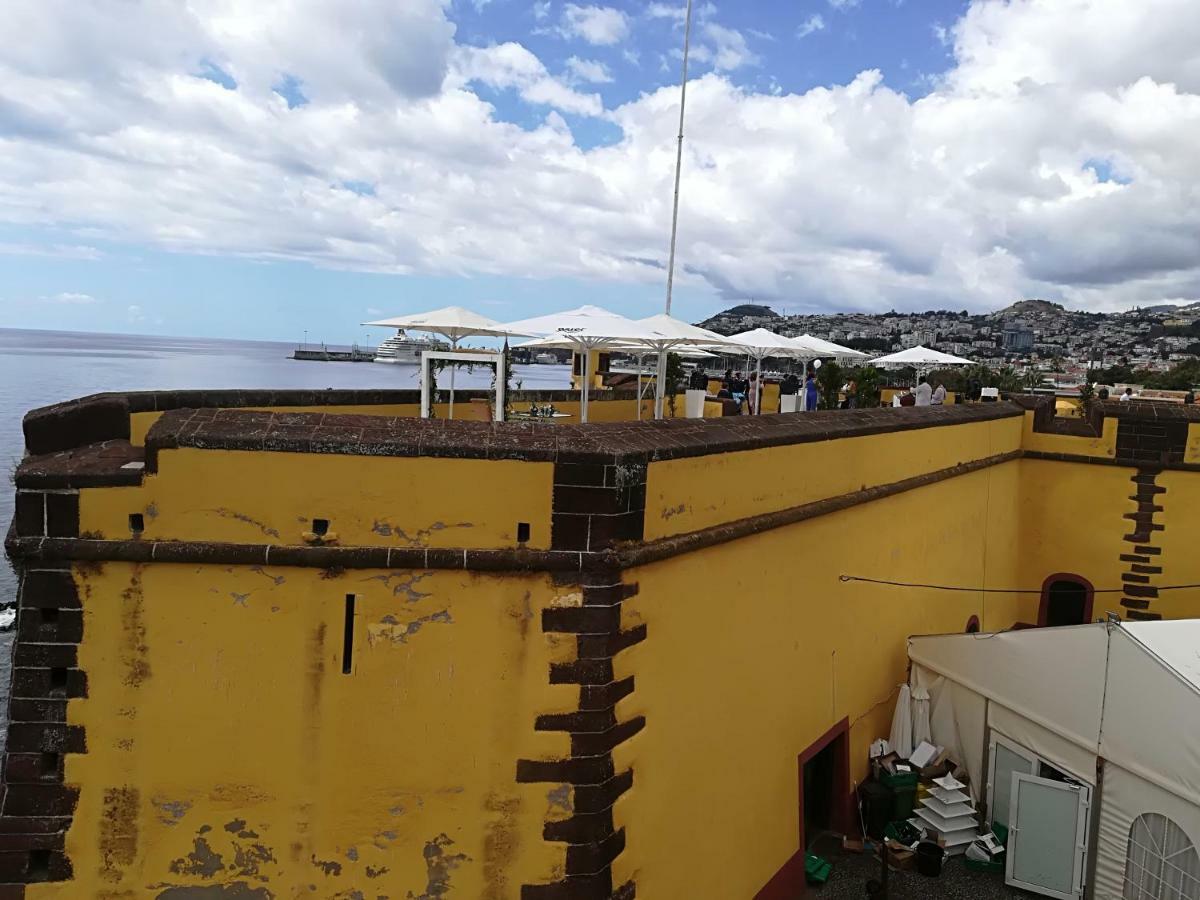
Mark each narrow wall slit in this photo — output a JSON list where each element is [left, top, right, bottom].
[[342, 594, 355, 675]]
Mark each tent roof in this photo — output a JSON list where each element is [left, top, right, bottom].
[[872, 345, 975, 367], [910, 620, 1200, 807], [363, 305, 519, 339], [1123, 620, 1200, 692]]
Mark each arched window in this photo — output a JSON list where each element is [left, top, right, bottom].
[[1039, 574, 1095, 627], [1124, 813, 1200, 899]]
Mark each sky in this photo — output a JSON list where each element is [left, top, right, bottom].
[[1, 0, 1199, 343]]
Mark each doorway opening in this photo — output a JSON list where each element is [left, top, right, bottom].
[[797, 718, 850, 852], [1039, 574, 1094, 627]]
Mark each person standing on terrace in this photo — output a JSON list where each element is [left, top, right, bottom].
[[914, 376, 933, 406], [931, 380, 947, 405], [804, 370, 819, 411]]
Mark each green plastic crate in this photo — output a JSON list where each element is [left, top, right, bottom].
[[805, 853, 833, 885], [965, 856, 1004, 874], [881, 770, 919, 790]]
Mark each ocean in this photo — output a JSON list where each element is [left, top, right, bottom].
[[0, 327, 572, 746]]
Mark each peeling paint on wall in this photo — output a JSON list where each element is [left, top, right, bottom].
[[248, 567, 285, 586], [153, 797, 193, 826], [549, 590, 582, 608], [369, 519, 474, 547], [409, 834, 469, 900], [203, 508, 281, 539], [154, 884, 273, 899], [361, 571, 433, 602], [168, 835, 225, 878], [367, 610, 453, 646]]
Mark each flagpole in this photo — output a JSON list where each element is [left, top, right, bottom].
[[655, 0, 694, 420]]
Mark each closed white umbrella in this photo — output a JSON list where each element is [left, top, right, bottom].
[[364, 306, 528, 419], [502, 306, 668, 422], [890, 683, 914, 759]]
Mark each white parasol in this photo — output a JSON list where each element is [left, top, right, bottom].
[[364, 306, 528, 418], [502, 306, 668, 422], [633, 314, 737, 419]]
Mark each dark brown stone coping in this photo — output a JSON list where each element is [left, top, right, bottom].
[[3, 537, 604, 574], [141, 401, 1024, 471], [7, 449, 1021, 572], [14, 442, 143, 489], [21, 388, 645, 456], [1024, 450, 1200, 472]]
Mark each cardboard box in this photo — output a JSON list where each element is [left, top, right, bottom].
[[842, 836, 865, 853], [914, 747, 951, 779], [883, 840, 916, 871]]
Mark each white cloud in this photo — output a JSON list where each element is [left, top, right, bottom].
[[0, 243, 102, 260], [43, 292, 99, 304], [565, 56, 613, 84], [560, 4, 629, 45], [646, 2, 717, 23], [454, 43, 604, 116], [828, 0, 862, 9], [533, 1, 551, 20], [797, 14, 826, 39], [690, 23, 759, 72], [2, 0, 1200, 314]]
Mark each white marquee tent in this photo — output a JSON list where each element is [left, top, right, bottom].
[[908, 620, 1200, 900]]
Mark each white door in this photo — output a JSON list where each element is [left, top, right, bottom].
[[1005, 773, 1090, 900], [987, 733, 1037, 830]]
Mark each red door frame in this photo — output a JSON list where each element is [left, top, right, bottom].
[[755, 717, 852, 899], [1038, 573, 1095, 627]]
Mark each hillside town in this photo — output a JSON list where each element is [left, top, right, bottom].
[[698, 299, 1200, 386]]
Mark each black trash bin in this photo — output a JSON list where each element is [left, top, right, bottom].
[[916, 841, 944, 877], [860, 782, 892, 839]]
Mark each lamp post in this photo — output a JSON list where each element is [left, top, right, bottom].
[[654, 0, 695, 418]]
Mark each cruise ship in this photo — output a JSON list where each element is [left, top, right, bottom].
[[372, 328, 449, 363]]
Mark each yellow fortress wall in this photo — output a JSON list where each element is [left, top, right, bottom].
[[6, 393, 1200, 898]]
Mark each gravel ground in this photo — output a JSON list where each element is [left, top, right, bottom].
[[803, 834, 1036, 899]]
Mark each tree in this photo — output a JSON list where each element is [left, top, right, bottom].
[[1143, 358, 1200, 391], [665, 352, 685, 416], [848, 365, 882, 407], [816, 361, 843, 410]]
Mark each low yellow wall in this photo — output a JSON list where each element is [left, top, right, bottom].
[[80, 448, 554, 549], [1021, 410, 1117, 459], [28, 563, 577, 900], [644, 415, 1021, 541], [610, 462, 1025, 897]]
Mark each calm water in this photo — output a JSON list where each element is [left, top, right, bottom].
[[0, 327, 572, 721]]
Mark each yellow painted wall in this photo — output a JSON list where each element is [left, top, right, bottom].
[[609, 462, 1025, 898], [1021, 410, 1117, 459], [28, 563, 580, 900], [644, 415, 1022, 541], [79, 448, 553, 549], [1186, 423, 1200, 464]]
